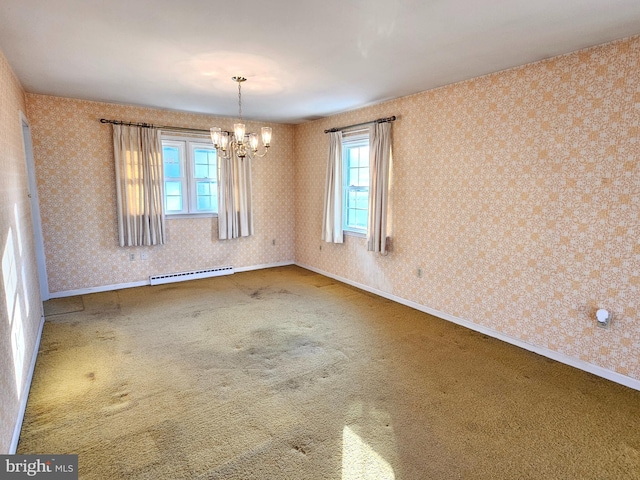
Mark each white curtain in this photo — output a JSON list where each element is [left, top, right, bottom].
[[218, 149, 254, 239], [321, 131, 344, 243], [367, 122, 392, 254], [113, 124, 166, 247]]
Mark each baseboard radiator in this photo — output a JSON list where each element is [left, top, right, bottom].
[[149, 266, 234, 286]]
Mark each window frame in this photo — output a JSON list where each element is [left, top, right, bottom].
[[161, 135, 219, 218], [342, 132, 370, 236]]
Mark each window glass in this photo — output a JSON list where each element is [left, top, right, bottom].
[[196, 180, 217, 212], [194, 149, 216, 179], [161, 138, 218, 216], [166, 197, 182, 212], [164, 181, 182, 212], [343, 135, 369, 234], [163, 146, 181, 178]]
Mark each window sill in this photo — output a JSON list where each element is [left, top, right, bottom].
[[166, 213, 218, 219], [344, 229, 366, 239]]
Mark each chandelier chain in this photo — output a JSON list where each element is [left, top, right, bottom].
[[238, 81, 243, 122]]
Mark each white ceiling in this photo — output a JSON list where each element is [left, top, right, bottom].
[[1, 0, 640, 124]]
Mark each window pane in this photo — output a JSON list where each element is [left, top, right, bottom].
[[346, 144, 369, 187], [195, 180, 216, 212], [348, 168, 366, 187], [359, 167, 369, 186], [194, 148, 217, 179], [165, 181, 182, 196], [347, 190, 357, 209], [355, 190, 369, 209], [197, 196, 212, 210], [349, 147, 360, 168], [166, 196, 182, 212], [355, 209, 368, 228], [165, 163, 180, 178], [359, 147, 369, 167], [195, 164, 209, 178], [346, 207, 366, 229], [197, 182, 211, 195], [346, 208, 356, 227], [163, 146, 180, 163], [163, 146, 181, 178], [345, 184, 368, 227], [194, 149, 215, 164]]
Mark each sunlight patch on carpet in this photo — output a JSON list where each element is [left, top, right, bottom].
[[342, 426, 395, 480]]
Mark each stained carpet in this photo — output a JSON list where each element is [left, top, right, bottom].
[[17, 266, 640, 479]]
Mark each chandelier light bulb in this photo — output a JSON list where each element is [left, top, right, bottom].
[[210, 127, 221, 147], [249, 132, 259, 152], [261, 127, 272, 148], [220, 132, 229, 151], [234, 123, 246, 144]]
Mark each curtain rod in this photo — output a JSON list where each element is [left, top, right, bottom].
[[100, 118, 211, 135], [324, 116, 396, 134]]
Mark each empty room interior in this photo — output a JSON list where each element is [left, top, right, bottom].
[[1, 1, 640, 478]]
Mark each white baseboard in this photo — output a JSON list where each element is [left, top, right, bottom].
[[295, 262, 640, 392], [234, 261, 295, 273], [48, 261, 296, 298], [49, 280, 149, 298], [10, 314, 45, 454]]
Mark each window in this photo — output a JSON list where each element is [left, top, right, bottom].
[[162, 137, 218, 216], [342, 133, 370, 234]]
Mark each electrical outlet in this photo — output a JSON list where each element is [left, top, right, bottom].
[[129, 253, 135, 261], [141, 252, 148, 260], [417, 267, 423, 278], [596, 309, 612, 329]]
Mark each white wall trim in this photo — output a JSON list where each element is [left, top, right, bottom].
[[235, 261, 295, 273], [10, 314, 45, 454], [48, 261, 296, 298], [295, 262, 640, 392], [49, 280, 149, 298]]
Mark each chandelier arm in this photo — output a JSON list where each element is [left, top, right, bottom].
[[250, 147, 270, 159], [217, 149, 230, 160]]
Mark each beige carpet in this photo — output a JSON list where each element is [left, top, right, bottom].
[[18, 266, 640, 479]]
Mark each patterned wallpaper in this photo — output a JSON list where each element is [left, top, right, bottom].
[[295, 36, 640, 381], [0, 51, 43, 452], [25, 95, 295, 293]]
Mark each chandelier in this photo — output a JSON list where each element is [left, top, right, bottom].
[[210, 76, 272, 159]]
